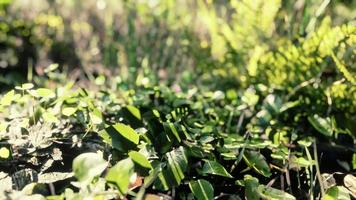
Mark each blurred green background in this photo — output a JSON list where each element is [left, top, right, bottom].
[[0, 0, 355, 92]]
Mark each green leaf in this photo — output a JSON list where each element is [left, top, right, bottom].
[[62, 107, 77, 116], [202, 160, 233, 178], [72, 153, 107, 185], [189, 179, 214, 200], [243, 151, 271, 177], [244, 175, 260, 200], [15, 83, 34, 90], [154, 147, 188, 190], [89, 108, 103, 124], [322, 186, 350, 200], [100, 123, 139, 151], [0, 90, 14, 106], [106, 158, 135, 194], [308, 114, 333, 137], [163, 122, 181, 142], [129, 151, 152, 169], [36, 88, 55, 98], [44, 63, 59, 73], [126, 105, 141, 120], [95, 75, 106, 85], [113, 123, 139, 144], [42, 112, 59, 123], [0, 147, 10, 159], [257, 185, 296, 200], [352, 154, 356, 170]]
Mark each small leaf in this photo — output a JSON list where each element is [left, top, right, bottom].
[[62, 107, 77, 116], [308, 114, 333, 137], [106, 158, 135, 194], [44, 63, 59, 73], [129, 151, 152, 169], [189, 179, 214, 200], [202, 160, 233, 178], [15, 83, 34, 90], [257, 185, 296, 200], [95, 75, 106, 85], [323, 186, 350, 200], [126, 105, 141, 120], [113, 123, 139, 144], [72, 153, 107, 185], [0, 147, 10, 159], [36, 88, 56, 98], [243, 151, 271, 177], [90, 108, 103, 124], [42, 112, 59, 123], [0, 90, 14, 106]]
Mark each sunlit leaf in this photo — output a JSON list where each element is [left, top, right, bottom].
[[36, 88, 56, 98], [129, 151, 152, 169], [0, 90, 14, 106], [15, 83, 34, 90], [90, 108, 103, 124], [322, 186, 350, 200], [100, 123, 139, 151], [106, 158, 135, 194], [62, 107, 77, 116], [344, 175, 356, 198], [202, 160, 233, 178], [308, 114, 333, 137], [0, 147, 10, 159], [44, 63, 59, 73], [72, 153, 107, 185], [126, 105, 141, 120], [42, 112, 59, 123]]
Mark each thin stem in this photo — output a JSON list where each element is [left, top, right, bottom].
[[313, 141, 325, 197]]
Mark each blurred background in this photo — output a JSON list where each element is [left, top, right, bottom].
[[0, 0, 355, 91]]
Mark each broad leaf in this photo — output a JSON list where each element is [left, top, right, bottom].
[[106, 158, 135, 194], [243, 151, 271, 177], [100, 123, 139, 151], [72, 153, 107, 185], [308, 114, 333, 137], [244, 175, 260, 200], [202, 160, 233, 178], [154, 147, 188, 190], [129, 151, 152, 169], [189, 179, 214, 200]]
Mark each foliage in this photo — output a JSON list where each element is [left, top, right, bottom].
[[0, 0, 355, 199]]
